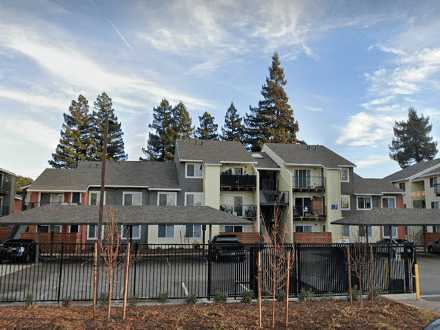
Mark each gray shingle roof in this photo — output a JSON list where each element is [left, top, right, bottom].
[[175, 139, 255, 164], [334, 209, 440, 226], [265, 143, 355, 167], [253, 152, 279, 169], [383, 159, 440, 182], [0, 205, 252, 225], [28, 161, 179, 191], [347, 173, 402, 195]]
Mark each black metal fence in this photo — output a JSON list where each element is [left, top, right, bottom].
[[0, 243, 415, 303]]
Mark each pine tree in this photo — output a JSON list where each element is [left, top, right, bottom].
[[173, 102, 193, 140], [244, 52, 299, 151], [196, 112, 218, 140], [389, 108, 438, 168], [221, 102, 244, 142], [141, 99, 175, 160], [92, 92, 127, 161], [49, 95, 92, 168]]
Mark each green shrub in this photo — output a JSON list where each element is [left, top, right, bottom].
[[158, 292, 168, 303], [213, 292, 226, 303], [186, 294, 198, 305], [299, 288, 314, 302], [25, 294, 34, 308], [241, 290, 254, 304]]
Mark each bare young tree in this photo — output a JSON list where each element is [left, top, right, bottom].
[[100, 207, 121, 320], [259, 207, 294, 328]]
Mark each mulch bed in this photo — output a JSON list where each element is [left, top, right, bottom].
[[0, 297, 437, 329]]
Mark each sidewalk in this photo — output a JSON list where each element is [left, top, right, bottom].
[[385, 294, 440, 314]]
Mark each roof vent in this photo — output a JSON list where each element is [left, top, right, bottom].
[[252, 153, 264, 159]]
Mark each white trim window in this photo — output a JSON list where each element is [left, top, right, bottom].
[[89, 191, 105, 206], [52, 225, 62, 233], [185, 163, 203, 178], [37, 225, 49, 233], [295, 225, 312, 233], [340, 168, 349, 182], [68, 224, 80, 233], [342, 225, 350, 237], [224, 225, 243, 233], [383, 225, 397, 239], [382, 196, 396, 209], [185, 224, 202, 238], [123, 191, 142, 206], [158, 224, 174, 238], [359, 226, 372, 238], [121, 225, 141, 240], [341, 195, 351, 210], [357, 196, 372, 210], [185, 192, 204, 206], [157, 192, 177, 206], [87, 224, 98, 240]]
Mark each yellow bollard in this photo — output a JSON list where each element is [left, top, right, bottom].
[[414, 263, 421, 300]]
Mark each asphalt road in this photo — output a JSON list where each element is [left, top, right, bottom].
[[418, 255, 440, 296]]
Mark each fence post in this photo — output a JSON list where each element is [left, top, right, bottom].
[[57, 242, 64, 304], [387, 240, 392, 293], [346, 245, 352, 304], [296, 245, 301, 296], [132, 243, 138, 298], [207, 243, 212, 300]]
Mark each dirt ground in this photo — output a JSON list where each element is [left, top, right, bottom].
[[0, 297, 437, 329]]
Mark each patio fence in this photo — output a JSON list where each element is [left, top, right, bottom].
[[0, 243, 416, 303]]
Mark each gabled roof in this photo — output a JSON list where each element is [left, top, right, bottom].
[[0, 205, 252, 225], [0, 168, 16, 176], [383, 159, 440, 182], [264, 143, 355, 167], [253, 152, 279, 170], [28, 161, 179, 191], [333, 209, 440, 226], [347, 173, 402, 195], [175, 139, 255, 164]]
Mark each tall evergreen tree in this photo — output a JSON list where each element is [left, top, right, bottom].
[[173, 102, 193, 140], [389, 108, 438, 168], [141, 99, 175, 160], [49, 95, 92, 168], [92, 92, 127, 161], [221, 102, 244, 142], [196, 112, 218, 140], [244, 52, 299, 151]]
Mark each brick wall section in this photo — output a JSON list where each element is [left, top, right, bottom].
[[424, 232, 440, 245], [294, 232, 332, 244], [81, 192, 88, 205], [64, 192, 71, 203], [30, 192, 39, 203], [0, 227, 11, 241]]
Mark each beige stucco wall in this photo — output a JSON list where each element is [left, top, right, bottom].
[[325, 169, 343, 242], [203, 165, 221, 209]]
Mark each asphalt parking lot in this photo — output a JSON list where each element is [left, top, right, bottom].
[[418, 255, 440, 296]]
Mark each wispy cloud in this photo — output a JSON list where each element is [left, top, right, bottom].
[[107, 19, 133, 50], [304, 106, 324, 112], [0, 87, 67, 110], [354, 155, 390, 169]]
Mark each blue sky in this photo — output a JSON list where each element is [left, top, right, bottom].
[[2, 1, 440, 179]]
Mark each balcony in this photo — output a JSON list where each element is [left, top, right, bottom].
[[220, 174, 256, 191], [293, 203, 326, 221], [0, 178, 10, 195], [260, 191, 289, 206], [292, 175, 325, 192], [220, 204, 257, 219], [435, 184, 440, 196]]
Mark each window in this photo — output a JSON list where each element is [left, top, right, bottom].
[[50, 193, 64, 205], [185, 163, 203, 178], [382, 196, 396, 208], [431, 201, 440, 209], [430, 177, 438, 188], [158, 192, 177, 206], [295, 225, 312, 233], [341, 195, 351, 210], [342, 225, 350, 237], [72, 192, 81, 205], [123, 192, 142, 206], [158, 224, 174, 238], [224, 225, 243, 233], [340, 168, 349, 182], [398, 182, 405, 191], [121, 225, 141, 240], [233, 168, 243, 175], [89, 191, 103, 206], [294, 169, 311, 188], [357, 196, 372, 210], [37, 225, 49, 233], [233, 196, 243, 217], [384, 225, 397, 238], [185, 192, 204, 206], [359, 226, 372, 238], [87, 225, 98, 240], [69, 225, 80, 233], [185, 224, 202, 238], [52, 225, 62, 233]]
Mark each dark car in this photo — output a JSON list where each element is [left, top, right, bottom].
[[375, 239, 400, 258], [209, 235, 245, 262], [0, 239, 37, 263], [428, 240, 440, 254]]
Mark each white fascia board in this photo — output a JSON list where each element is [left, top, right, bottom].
[[338, 165, 355, 167], [407, 162, 440, 182], [205, 163, 221, 166], [353, 193, 383, 196], [148, 187, 182, 191], [27, 189, 87, 192], [179, 159, 204, 163], [88, 185, 149, 189], [219, 161, 258, 164], [285, 163, 324, 167], [382, 192, 404, 195], [256, 167, 280, 171]]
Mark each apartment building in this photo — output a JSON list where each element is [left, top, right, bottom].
[[4, 139, 410, 244], [0, 168, 16, 217]]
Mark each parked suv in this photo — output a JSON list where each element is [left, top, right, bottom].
[[0, 239, 37, 263], [428, 240, 440, 254], [209, 235, 245, 261]]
